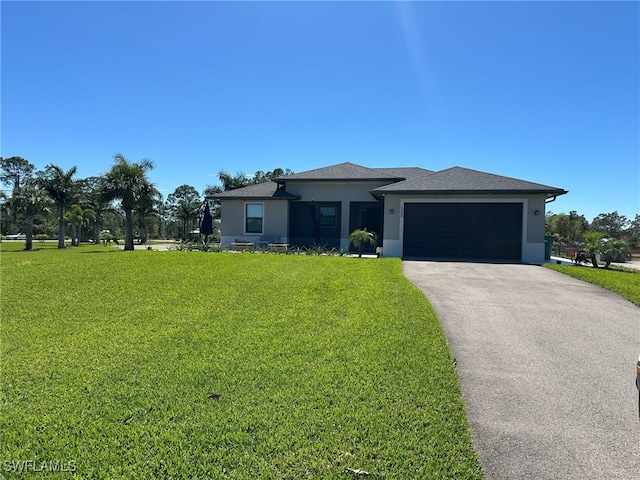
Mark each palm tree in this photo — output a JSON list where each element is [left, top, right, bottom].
[[64, 204, 96, 246], [12, 181, 52, 251], [135, 183, 162, 244], [349, 228, 378, 257], [218, 170, 250, 191], [101, 153, 155, 251], [80, 205, 96, 245], [82, 176, 111, 243], [174, 200, 199, 239], [38, 165, 79, 248]]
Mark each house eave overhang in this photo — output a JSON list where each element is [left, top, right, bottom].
[[370, 189, 569, 198], [275, 177, 405, 183], [208, 194, 300, 201]]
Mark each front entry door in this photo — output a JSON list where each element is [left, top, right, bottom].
[[349, 202, 383, 253]]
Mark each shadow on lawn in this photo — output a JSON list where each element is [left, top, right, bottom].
[[0, 244, 120, 254], [77, 250, 122, 254]]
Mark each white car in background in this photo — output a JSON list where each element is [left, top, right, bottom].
[[5, 233, 26, 240]]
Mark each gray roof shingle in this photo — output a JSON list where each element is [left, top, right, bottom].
[[374, 167, 433, 179], [274, 162, 403, 181], [211, 164, 567, 200], [372, 166, 568, 196], [210, 181, 300, 200]]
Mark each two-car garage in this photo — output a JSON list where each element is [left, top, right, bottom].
[[402, 202, 523, 261]]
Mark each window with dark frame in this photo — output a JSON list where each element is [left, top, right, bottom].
[[318, 206, 336, 227], [245, 204, 263, 234]]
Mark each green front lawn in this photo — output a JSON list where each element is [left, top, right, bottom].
[[0, 244, 482, 479], [544, 263, 640, 307]]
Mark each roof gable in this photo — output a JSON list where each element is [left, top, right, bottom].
[[372, 166, 567, 196], [274, 162, 403, 182]]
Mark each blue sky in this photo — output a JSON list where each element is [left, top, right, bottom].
[[2, 1, 638, 222]]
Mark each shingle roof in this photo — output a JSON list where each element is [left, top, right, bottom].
[[211, 165, 567, 200], [374, 167, 433, 179], [210, 181, 300, 200], [372, 166, 568, 197], [274, 162, 403, 182]]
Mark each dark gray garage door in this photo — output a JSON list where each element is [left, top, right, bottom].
[[403, 203, 523, 260]]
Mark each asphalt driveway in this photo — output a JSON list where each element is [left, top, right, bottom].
[[403, 261, 640, 480]]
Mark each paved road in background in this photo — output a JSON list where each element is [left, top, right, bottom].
[[403, 261, 639, 480]]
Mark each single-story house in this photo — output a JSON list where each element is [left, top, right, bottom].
[[209, 162, 567, 263]]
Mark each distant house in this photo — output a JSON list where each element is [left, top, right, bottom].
[[209, 162, 567, 263]]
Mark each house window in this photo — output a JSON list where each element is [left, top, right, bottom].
[[245, 203, 263, 234], [318, 206, 336, 227]]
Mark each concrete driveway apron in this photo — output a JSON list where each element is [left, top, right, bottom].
[[403, 261, 640, 480]]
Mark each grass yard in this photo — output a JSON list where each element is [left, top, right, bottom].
[[0, 243, 482, 479], [544, 263, 640, 307]]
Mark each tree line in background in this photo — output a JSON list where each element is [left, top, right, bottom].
[[2, 153, 636, 265], [546, 210, 639, 267], [0, 155, 292, 251]]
